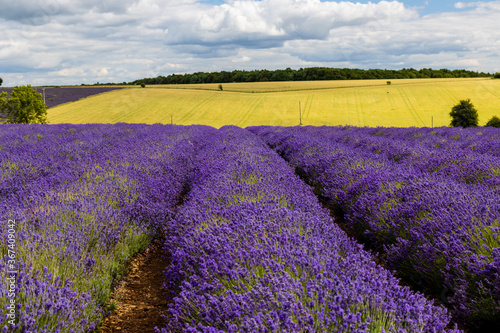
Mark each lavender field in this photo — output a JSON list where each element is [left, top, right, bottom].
[[1, 124, 498, 332], [0, 87, 122, 108], [0, 124, 210, 332], [249, 125, 500, 331]]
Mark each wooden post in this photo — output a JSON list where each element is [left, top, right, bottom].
[[299, 101, 302, 126]]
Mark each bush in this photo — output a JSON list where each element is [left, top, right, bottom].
[[218, 84, 223, 91], [0, 85, 47, 124], [494, 73, 500, 79], [450, 99, 478, 128], [141, 83, 145, 88], [486, 115, 500, 127]]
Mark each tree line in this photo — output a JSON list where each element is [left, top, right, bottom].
[[129, 67, 491, 85], [0, 68, 495, 88]]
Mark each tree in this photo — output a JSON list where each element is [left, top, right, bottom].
[[0, 77, 3, 86], [494, 73, 500, 79], [486, 115, 500, 127], [449, 99, 478, 128], [0, 85, 47, 124]]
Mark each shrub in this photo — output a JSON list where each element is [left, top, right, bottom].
[[450, 99, 478, 128], [0, 85, 47, 124], [494, 73, 500, 79], [486, 115, 500, 127]]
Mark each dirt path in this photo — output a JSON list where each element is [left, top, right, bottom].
[[99, 234, 171, 333]]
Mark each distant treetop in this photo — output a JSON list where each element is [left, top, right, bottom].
[[129, 67, 492, 85], [450, 99, 479, 128]]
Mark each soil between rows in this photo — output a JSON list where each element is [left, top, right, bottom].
[[99, 234, 171, 333]]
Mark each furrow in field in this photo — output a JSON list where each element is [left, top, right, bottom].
[[176, 94, 217, 124], [303, 94, 314, 122], [236, 95, 263, 127], [400, 88, 425, 127], [354, 90, 365, 126]]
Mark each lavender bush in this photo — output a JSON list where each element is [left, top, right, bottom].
[[250, 125, 500, 328], [159, 126, 459, 332]]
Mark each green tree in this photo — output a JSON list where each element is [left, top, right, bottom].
[[486, 115, 500, 127], [0, 77, 3, 86], [449, 99, 478, 128], [0, 85, 47, 124], [494, 73, 500, 79]]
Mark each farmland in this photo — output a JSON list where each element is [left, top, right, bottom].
[[251, 125, 500, 330], [47, 78, 500, 127], [1, 123, 499, 332], [0, 87, 122, 109], [2, 78, 500, 333]]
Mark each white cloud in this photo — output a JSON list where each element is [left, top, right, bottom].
[[455, 1, 500, 12], [232, 55, 252, 63], [155, 0, 416, 46], [0, 0, 499, 86], [50, 67, 87, 77], [97, 68, 110, 76]]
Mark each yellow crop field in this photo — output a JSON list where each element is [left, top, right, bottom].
[[149, 78, 473, 92], [48, 78, 500, 127]]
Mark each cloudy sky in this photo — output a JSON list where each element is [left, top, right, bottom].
[[0, 0, 499, 86]]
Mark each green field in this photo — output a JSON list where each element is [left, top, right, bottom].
[[48, 78, 500, 127]]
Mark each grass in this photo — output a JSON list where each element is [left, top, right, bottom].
[[48, 78, 500, 127]]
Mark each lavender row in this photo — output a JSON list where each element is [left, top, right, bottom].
[[0, 87, 122, 108], [376, 126, 500, 157], [299, 126, 500, 188], [321, 125, 500, 158], [249, 126, 500, 329], [0, 124, 213, 332], [160, 126, 459, 332]]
